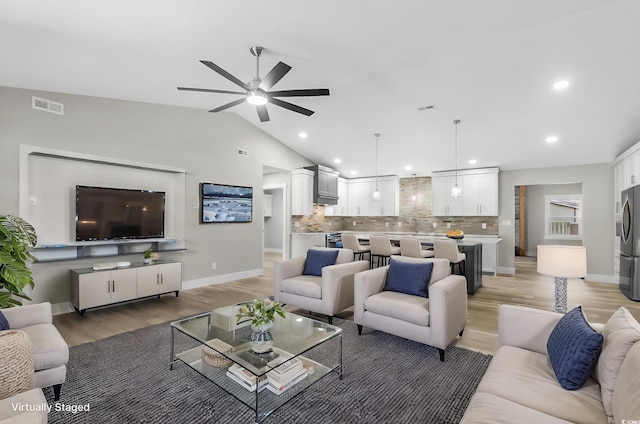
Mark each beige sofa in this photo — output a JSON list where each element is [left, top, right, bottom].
[[461, 305, 640, 424], [0, 389, 48, 424], [274, 247, 369, 324], [1, 302, 69, 401], [353, 257, 467, 361]]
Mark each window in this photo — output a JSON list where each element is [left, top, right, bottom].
[[545, 194, 582, 240]]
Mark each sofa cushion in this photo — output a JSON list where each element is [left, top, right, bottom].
[[19, 324, 69, 371], [0, 311, 9, 331], [364, 291, 429, 327], [383, 257, 433, 298], [477, 345, 606, 424], [303, 249, 339, 276], [612, 341, 640, 424], [279, 276, 322, 299], [594, 307, 640, 418], [461, 392, 573, 424], [547, 306, 603, 390], [0, 388, 47, 423]]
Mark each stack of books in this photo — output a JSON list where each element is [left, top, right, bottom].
[[264, 357, 313, 395], [226, 364, 268, 392]]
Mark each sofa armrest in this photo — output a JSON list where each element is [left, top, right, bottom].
[[322, 260, 370, 314], [429, 275, 467, 349], [498, 304, 563, 354], [1, 302, 53, 329], [353, 266, 389, 324]]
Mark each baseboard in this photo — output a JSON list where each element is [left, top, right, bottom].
[[263, 248, 283, 253], [497, 266, 516, 275], [586, 274, 618, 284], [182, 268, 263, 290], [52, 301, 76, 315]]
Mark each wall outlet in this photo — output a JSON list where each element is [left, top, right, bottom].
[[328, 221, 332, 226], [482, 223, 487, 229], [294, 221, 300, 227], [28, 196, 37, 206], [211, 262, 217, 270], [385, 222, 389, 227], [500, 220, 511, 226], [447, 223, 451, 228], [353, 221, 356, 226], [398, 222, 402, 227], [432, 222, 437, 228]]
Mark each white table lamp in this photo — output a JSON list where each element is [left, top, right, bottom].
[[536, 245, 587, 313]]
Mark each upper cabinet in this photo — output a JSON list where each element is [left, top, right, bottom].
[[432, 167, 499, 217], [325, 178, 349, 216], [291, 169, 314, 216], [347, 179, 372, 216], [263, 194, 273, 217], [347, 176, 399, 216]]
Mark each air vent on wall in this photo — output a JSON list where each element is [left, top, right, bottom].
[[32, 96, 64, 115], [237, 148, 249, 157]]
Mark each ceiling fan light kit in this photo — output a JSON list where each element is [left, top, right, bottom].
[[178, 46, 330, 122]]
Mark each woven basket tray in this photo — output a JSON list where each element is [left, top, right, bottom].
[[201, 338, 233, 368]]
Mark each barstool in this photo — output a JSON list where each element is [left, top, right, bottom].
[[370, 235, 401, 268], [434, 238, 466, 276], [341, 232, 371, 261], [400, 237, 435, 258]]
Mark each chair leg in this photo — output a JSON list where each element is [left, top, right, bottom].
[[438, 349, 445, 362], [357, 324, 363, 335], [53, 384, 62, 401], [327, 316, 333, 325], [459, 328, 465, 337]]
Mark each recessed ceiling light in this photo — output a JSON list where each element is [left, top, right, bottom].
[[546, 136, 558, 143], [334, 158, 342, 164], [553, 80, 569, 90], [350, 170, 357, 175], [298, 132, 308, 139], [404, 165, 412, 171], [468, 159, 477, 165]]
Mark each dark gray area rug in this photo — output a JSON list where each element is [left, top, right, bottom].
[[44, 318, 491, 423]]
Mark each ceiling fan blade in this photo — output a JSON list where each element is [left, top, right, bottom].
[[256, 105, 270, 122], [177, 87, 246, 95], [260, 61, 292, 91], [209, 98, 246, 113], [269, 98, 315, 116], [269, 88, 330, 97], [200, 60, 249, 90]]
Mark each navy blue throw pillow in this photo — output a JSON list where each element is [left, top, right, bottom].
[[547, 306, 604, 390], [0, 310, 10, 330], [383, 258, 434, 298], [303, 249, 339, 276]]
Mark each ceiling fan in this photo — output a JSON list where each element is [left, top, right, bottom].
[[178, 46, 330, 122]]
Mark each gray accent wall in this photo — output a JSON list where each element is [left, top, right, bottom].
[[0, 86, 312, 306], [498, 164, 613, 279]]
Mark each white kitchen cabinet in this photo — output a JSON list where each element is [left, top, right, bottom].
[[71, 261, 182, 314], [348, 179, 372, 216], [290, 233, 327, 259], [137, 262, 182, 298], [263, 194, 273, 217], [291, 169, 314, 216], [432, 168, 498, 217], [431, 175, 463, 216], [370, 177, 400, 216], [462, 172, 499, 216], [71, 267, 137, 313]]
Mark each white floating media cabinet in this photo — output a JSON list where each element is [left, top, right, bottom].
[[71, 260, 182, 314]]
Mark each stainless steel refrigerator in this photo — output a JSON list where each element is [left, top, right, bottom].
[[620, 185, 640, 300]]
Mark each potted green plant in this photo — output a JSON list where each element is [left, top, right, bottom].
[[0, 215, 37, 308], [143, 248, 157, 264]]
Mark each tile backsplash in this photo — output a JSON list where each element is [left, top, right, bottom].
[[291, 176, 499, 235]]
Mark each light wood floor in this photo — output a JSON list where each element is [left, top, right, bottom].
[[53, 254, 640, 355]]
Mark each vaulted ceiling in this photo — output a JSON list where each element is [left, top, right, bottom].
[[2, 0, 639, 178]]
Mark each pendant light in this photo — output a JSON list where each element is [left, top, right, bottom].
[[372, 133, 381, 200], [451, 119, 462, 198]]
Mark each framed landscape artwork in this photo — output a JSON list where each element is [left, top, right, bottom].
[[200, 183, 253, 223]]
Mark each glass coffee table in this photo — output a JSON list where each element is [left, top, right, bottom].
[[170, 303, 343, 423]]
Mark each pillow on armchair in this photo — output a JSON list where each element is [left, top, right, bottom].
[[383, 257, 434, 298], [303, 249, 339, 276]]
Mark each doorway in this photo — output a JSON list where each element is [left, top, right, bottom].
[[263, 184, 286, 260]]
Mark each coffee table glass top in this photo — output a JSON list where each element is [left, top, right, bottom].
[[171, 302, 342, 375]]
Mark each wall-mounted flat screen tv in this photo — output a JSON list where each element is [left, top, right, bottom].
[[200, 183, 253, 223], [76, 185, 166, 241]]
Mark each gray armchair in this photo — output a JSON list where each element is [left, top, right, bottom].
[[1, 302, 69, 400], [274, 247, 369, 324], [354, 257, 467, 361]]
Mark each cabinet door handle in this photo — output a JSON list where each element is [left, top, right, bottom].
[[112, 280, 115, 292], [156, 274, 160, 285], [107, 280, 111, 293], [160, 273, 164, 285]]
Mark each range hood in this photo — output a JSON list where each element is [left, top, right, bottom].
[[305, 165, 339, 205]]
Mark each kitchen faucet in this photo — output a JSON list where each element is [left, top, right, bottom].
[[408, 217, 418, 233]]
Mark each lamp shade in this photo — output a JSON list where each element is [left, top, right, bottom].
[[537, 245, 587, 278]]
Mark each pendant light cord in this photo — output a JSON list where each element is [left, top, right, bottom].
[[453, 120, 460, 184], [375, 133, 380, 191]]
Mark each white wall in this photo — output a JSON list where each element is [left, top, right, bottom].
[[498, 164, 613, 281], [263, 188, 284, 252], [0, 86, 313, 306]]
